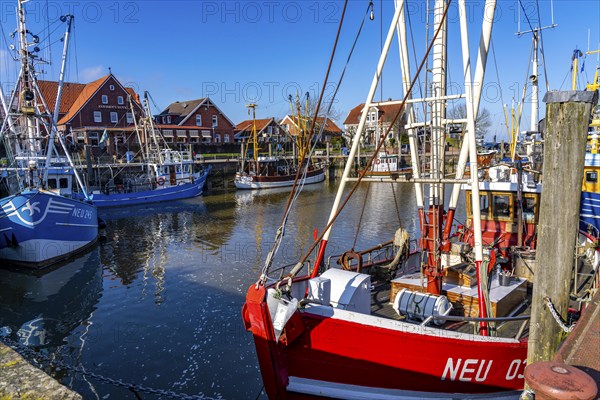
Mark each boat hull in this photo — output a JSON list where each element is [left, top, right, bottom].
[[0, 191, 98, 268], [244, 285, 528, 400], [235, 168, 325, 190], [89, 170, 209, 208]]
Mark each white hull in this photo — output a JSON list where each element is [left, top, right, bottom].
[[234, 171, 325, 190]]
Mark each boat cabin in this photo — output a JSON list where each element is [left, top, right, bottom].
[[466, 185, 541, 251]]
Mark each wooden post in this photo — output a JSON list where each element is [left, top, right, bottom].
[[528, 90, 598, 364]]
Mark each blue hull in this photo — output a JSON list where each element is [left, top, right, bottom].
[[0, 190, 98, 267], [89, 170, 209, 208], [580, 190, 600, 236]]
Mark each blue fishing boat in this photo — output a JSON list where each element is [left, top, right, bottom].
[[0, 0, 98, 268], [86, 92, 211, 208], [88, 153, 210, 208]]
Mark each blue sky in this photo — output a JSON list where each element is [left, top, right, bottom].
[[1, 0, 598, 140]]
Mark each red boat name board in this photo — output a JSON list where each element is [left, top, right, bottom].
[[442, 358, 527, 382]]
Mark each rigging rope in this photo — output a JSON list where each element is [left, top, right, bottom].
[[535, 0, 551, 92], [260, 0, 370, 282], [287, 0, 454, 280]]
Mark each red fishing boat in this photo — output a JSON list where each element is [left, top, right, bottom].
[[243, 1, 534, 398]]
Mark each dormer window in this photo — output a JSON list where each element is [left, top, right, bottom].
[[196, 115, 202, 126], [117, 96, 124, 105], [167, 116, 172, 124], [102, 95, 108, 104]]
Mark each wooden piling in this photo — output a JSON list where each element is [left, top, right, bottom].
[[528, 90, 598, 364]]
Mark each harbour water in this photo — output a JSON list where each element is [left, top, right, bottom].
[[0, 179, 461, 399]]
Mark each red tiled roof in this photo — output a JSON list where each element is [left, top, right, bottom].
[[344, 102, 405, 125], [57, 75, 111, 125], [235, 118, 273, 133], [37, 80, 86, 115], [282, 115, 342, 135]]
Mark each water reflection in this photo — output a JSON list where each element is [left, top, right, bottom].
[[0, 248, 102, 349], [0, 180, 464, 399]]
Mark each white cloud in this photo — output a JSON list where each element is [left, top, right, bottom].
[[79, 65, 105, 82]]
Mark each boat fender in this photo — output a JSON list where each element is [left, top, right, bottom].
[[157, 177, 165, 186]]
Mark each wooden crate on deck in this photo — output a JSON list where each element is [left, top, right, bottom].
[[390, 274, 527, 318]]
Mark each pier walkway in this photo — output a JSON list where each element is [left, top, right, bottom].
[[0, 342, 81, 399]]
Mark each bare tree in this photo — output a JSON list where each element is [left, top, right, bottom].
[[447, 104, 492, 142]]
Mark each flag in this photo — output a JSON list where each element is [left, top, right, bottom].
[[99, 129, 109, 148]]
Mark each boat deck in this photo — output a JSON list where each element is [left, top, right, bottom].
[[369, 277, 531, 339]]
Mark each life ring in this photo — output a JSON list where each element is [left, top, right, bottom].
[[375, 159, 381, 164], [157, 177, 165, 186]]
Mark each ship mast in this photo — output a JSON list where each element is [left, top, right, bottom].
[[246, 103, 258, 173], [17, 0, 39, 161]]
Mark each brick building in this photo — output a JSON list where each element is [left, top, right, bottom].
[[155, 98, 235, 147]]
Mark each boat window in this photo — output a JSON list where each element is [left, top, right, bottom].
[[492, 194, 511, 219], [586, 171, 598, 183], [47, 178, 57, 189], [59, 178, 69, 189], [479, 194, 489, 218], [522, 196, 537, 223]]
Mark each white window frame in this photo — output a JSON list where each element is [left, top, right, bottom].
[[196, 114, 202, 126], [214, 133, 221, 143], [93, 111, 102, 123], [167, 116, 172, 124], [102, 95, 108, 104], [223, 134, 230, 143], [109, 85, 115, 91], [212, 115, 218, 127], [110, 112, 118, 123], [126, 112, 134, 124], [117, 96, 124, 105]]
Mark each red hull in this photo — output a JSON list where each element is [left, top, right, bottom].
[[244, 285, 528, 399]]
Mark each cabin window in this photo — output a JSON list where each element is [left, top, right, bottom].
[[586, 171, 598, 183], [102, 95, 108, 104], [118, 96, 124, 105], [110, 112, 118, 123], [93, 111, 102, 123], [196, 115, 202, 126], [492, 194, 511, 219], [522, 195, 537, 223], [479, 194, 490, 218], [212, 115, 218, 127], [48, 178, 57, 189], [126, 113, 134, 124], [59, 178, 69, 188]]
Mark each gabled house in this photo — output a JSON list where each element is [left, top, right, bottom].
[[344, 102, 407, 146], [234, 117, 286, 143], [279, 115, 342, 144], [38, 73, 143, 159], [155, 98, 235, 146]]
